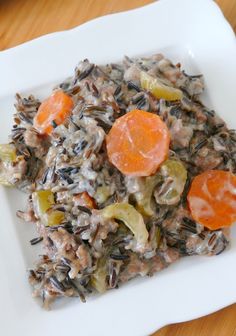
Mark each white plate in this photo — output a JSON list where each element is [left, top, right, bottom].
[[0, 0, 236, 335]]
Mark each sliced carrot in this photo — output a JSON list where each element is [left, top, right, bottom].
[[73, 192, 97, 209], [187, 170, 236, 230], [106, 109, 170, 176], [34, 90, 74, 135]]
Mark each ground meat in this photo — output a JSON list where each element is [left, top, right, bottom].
[[16, 209, 36, 222], [186, 230, 229, 256], [24, 127, 41, 148], [76, 245, 92, 270], [48, 228, 92, 278], [180, 98, 207, 122], [88, 211, 118, 249], [158, 58, 181, 84], [194, 149, 222, 170], [119, 254, 150, 282], [6, 159, 27, 184], [148, 255, 165, 275], [161, 247, 179, 264], [170, 118, 193, 148], [24, 127, 48, 158], [124, 64, 141, 83]]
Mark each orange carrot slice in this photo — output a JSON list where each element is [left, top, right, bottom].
[[34, 90, 74, 135], [106, 109, 170, 176], [187, 170, 236, 230]]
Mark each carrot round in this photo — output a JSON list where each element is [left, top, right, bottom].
[[187, 170, 236, 230], [106, 109, 170, 176], [34, 90, 74, 135]]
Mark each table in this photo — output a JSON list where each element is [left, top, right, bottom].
[[0, 0, 236, 335]]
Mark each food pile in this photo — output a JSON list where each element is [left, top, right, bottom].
[[1, 54, 235, 308]]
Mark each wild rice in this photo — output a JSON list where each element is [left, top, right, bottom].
[[3, 53, 234, 308]]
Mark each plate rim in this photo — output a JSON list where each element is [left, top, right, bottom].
[[0, 1, 236, 335]]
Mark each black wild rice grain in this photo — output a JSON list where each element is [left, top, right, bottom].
[[77, 205, 92, 215], [61, 257, 71, 267], [114, 85, 122, 96], [55, 264, 70, 273], [57, 171, 74, 184], [19, 112, 33, 124], [132, 94, 145, 105], [170, 106, 182, 118], [78, 64, 94, 81], [30, 237, 43, 245], [50, 276, 66, 292], [208, 233, 217, 247], [59, 82, 70, 90], [92, 83, 99, 96], [127, 81, 140, 92], [41, 168, 50, 184], [136, 97, 147, 109], [109, 267, 117, 288], [85, 82, 90, 91], [110, 254, 130, 261], [75, 224, 91, 235], [73, 140, 88, 155], [65, 276, 86, 302], [57, 167, 75, 174], [51, 120, 57, 128], [194, 139, 208, 152]]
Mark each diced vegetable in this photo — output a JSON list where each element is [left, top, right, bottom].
[[0, 144, 17, 186], [140, 71, 183, 101], [102, 203, 148, 246], [32, 190, 65, 226], [32, 190, 55, 217], [94, 185, 111, 204], [34, 90, 74, 135], [94, 186, 111, 204], [73, 192, 97, 209], [135, 175, 161, 216], [187, 170, 236, 230], [90, 257, 107, 293], [106, 109, 170, 176], [155, 159, 187, 205], [47, 210, 65, 227], [0, 144, 16, 162]]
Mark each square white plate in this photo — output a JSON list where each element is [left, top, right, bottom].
[[0, 1, 236, 335]]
